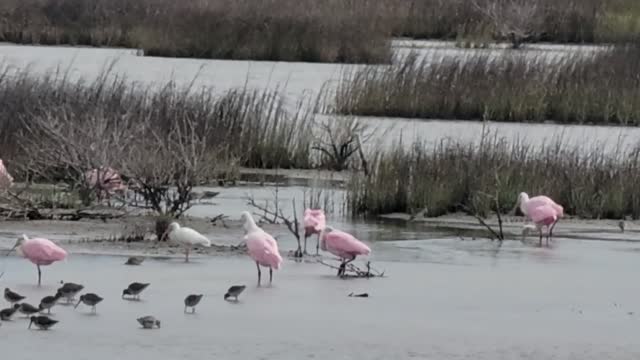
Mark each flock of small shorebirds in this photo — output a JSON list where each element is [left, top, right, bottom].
[[0, 257, 247, 331]]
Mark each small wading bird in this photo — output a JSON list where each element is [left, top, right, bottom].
[[319, 226, 371, 276], [303, 209, 326, 254], [184, 294, 203, 313], [39, 291, 63, 314], [513, 192, 564, 246], [137, 315, 160, 329], [224, 285, 246, 302], [241, 212, 283, 286], [6, 235, 67, 286], [122, 282, 150, 300], [58, 282, 84, 303], [19, 303, 40, 317], [125, 256, 145, 266], [161, 222, 211, 262], [4, 288, 25, 304], [0, 304, 20, 321], [75, 293, 104, 313], [29, 315, 58, 330]]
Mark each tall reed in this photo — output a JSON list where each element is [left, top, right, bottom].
[[348, 135, 640, 220], [335, 46, 640, 125]]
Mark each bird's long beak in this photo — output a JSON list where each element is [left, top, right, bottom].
[[28, 319, 33, 329], [6, 243, 18, 256], [508, 198, 520, 216], [74, 300, 81, 309], [160, 230, 169, 242]]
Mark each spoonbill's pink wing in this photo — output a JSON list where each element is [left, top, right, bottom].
[[529, 205, 558, 226], [524, 195, 562, 217], [323, 229, 371, 259], [0, 159, 14, 190], [304, 209, 326, 234], [246, 231, 282, 269], [21, 238, 67, 265]]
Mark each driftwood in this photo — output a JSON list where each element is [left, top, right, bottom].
[[318, 259, 385, 278]]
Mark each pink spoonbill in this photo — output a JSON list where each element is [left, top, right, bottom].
[[303, 208, 326, 254], [514, 192, 564, 246], [161, 222, 211, 262], [0, 159, 14, 191], [240, 211, 282, 286], [319, 226, 371, 276], [84, 167, 127, 203], [7, 235, 67, 286]]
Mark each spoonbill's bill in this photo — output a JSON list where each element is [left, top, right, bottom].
[[7, 235, 67, 286], [241, 211, 282, 286], [161, 222, 211, 262], [319, 226, 371, 276], [0, 159, 13, 191], [514, 192, 563, 238], [303, 209, 326, 254]]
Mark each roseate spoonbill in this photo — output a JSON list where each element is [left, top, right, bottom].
[[58, 282, 84, 303], [0, 304, 20, 320], [241, 211, 283, 286], [161, 222, 211, 262], [184, 294, 203, 313], [319, 226, 371, 276], [4, 288, 25, 303], [19, 303, 40, 317], [39, 291, 62, 314], [84, 167, 127, 202], [29, 315, 58, 330], [303, 209, 326, 254], [0, 159, 13, 191], [137, 315, 161, 329], [224, 285, 246, 301], [7, 235, 67, 286], [75, 293, 103, 313], [513, 192, 564, 237], [122, 282, 150, 300]]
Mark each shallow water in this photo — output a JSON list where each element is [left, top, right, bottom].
[[1, 237, 639, 359]]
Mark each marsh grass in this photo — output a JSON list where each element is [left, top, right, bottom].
[[335, 46, 640, 125], [0, 0, 391, 63], [347, 134, 640, 220], [0, 64, 316, 179]]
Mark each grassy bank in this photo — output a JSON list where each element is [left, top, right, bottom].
[[347, 135, 640, 220], [0, 65, 316, 180], [335, 45, 640, 125], [0, 0, 390, 63]]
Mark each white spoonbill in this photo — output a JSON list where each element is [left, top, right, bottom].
[[161, 222, 211, 262]]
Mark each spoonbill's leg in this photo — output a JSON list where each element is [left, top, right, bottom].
[[316, 234, 321, 255], [303, 236, 308, 255], [37, 265, 42, 287], [256, 262, 262, 286], [269, 267, 273, 284]]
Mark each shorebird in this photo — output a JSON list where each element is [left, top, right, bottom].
[[29, 316, 58, 330], [19, 303, 40, 317], [39, 291, 63, 314], [4, 288, 26, 304], [137, 316, 160, 329], [184, 294, 203, 313], [125, 256, 145, 266], [122, 282, 150, 300], [75, 293, 104, 313], [224, 285, 246, 301], [58, 282, 84, 303], [0, 304, 20, 321]]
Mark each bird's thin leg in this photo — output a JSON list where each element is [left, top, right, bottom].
[[269, 267, 273, 284], [256, 262, 262, 286], [192, 307, 196, 314], [316, 234, 320, 255], [234, 295, 239, 301], [184, 306, 187, 313], [185, 248, 190, 263], [37, 265, 41, 287], [303, 236, 308, 255], [338, 260, 346, 276], [538, 230, 543, 247], [549, 220, 558, 239]]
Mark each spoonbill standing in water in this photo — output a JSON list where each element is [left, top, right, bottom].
[[303, 209, 326, 255], [7, 235, 67, 286], [514, 192, 564, 246], [161, 222, 211, 262], [241, 211, 282, 286], [319, 226, 371, 276]]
